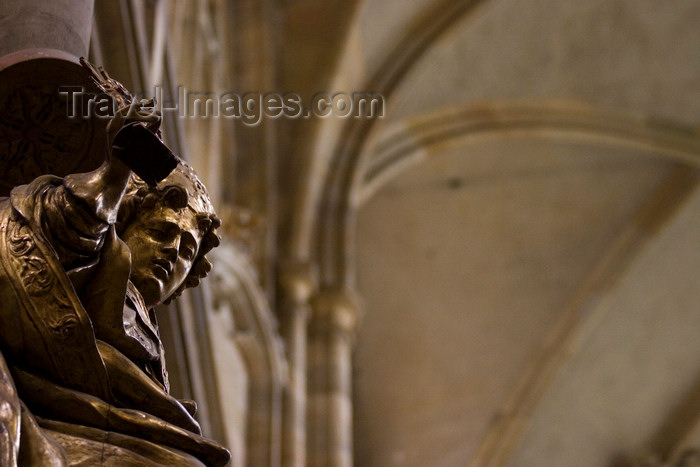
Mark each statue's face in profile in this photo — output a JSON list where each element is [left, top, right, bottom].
[[120, 204, 203, 308]]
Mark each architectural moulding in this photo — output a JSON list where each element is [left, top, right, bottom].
[[295, 0, 488, 285], [210, 242, 288, 467], [362, 102, 700, 203], [307, 287, 362, 467], [277, 260, 317, 467]]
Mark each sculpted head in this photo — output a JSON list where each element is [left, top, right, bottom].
[[116, 162, 221, 308]]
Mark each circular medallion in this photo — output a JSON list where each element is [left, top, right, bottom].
[[0, 49, 108, 196]]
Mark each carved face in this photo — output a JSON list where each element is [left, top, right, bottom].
[[120, 204, 203, 308]]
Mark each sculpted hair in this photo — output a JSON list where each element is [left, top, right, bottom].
[[116, 168, 221, 304]]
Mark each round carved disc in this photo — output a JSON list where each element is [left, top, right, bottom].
[[0, 49, 108, 196]]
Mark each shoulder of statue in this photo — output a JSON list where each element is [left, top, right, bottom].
[[9, 175, 64, 221]]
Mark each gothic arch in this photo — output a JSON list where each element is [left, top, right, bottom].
[[295, 0, 489, 285], [362, 101, 700, 203]]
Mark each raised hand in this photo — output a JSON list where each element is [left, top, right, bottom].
[[79, 57, 178, 186], [79, 57, 161, 145]]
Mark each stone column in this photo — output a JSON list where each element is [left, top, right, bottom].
[[278, 263, 316, 467], [307, 287, 362, 467], [0, 0, 94, 58]]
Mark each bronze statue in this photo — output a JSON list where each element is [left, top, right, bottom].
[[0, 60, 230, 466]]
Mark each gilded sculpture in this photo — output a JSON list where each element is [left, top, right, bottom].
[[0, 60, 230, 466]]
